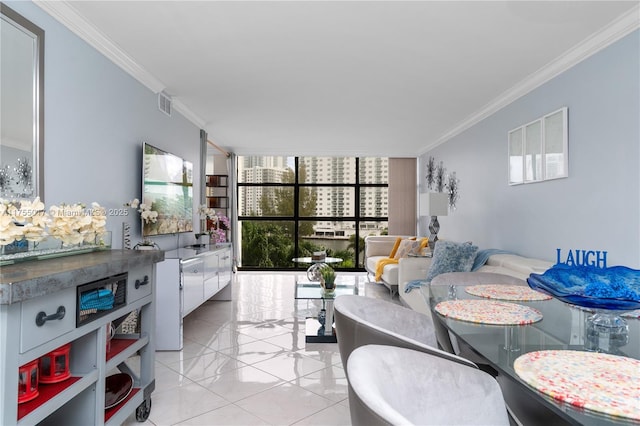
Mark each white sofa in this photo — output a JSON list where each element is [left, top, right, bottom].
[[364, 235, 554, 308], [364, 235, 428, 295]]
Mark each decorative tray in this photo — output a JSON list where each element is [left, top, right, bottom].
[[527, 264, 640, 310]]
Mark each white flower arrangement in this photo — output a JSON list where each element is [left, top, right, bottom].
[[0, 197, 107, 248], [49, 202, 107, 246], [0, 198, 44, 245], [198, 204, 216, 220], [197, 204, 229, 243], [125, 198, 161, 248], [125, 198, 158, 224]]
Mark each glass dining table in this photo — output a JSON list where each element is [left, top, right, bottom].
[[423, 283, 640, 426]]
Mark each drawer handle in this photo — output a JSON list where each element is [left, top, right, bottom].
[[135, 275, 150, 289], [35, 306, 66, 327]]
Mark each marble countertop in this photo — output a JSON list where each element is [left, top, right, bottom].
[[0, 249, 164, 305]]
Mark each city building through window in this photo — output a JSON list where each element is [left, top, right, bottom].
[[237, 156, 389, 270]]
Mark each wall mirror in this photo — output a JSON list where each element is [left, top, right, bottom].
[[1, 4, 44, 200], [508, 107, 568, 185]]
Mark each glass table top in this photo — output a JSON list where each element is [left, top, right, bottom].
[[291, 257, 343, 264], [423, 283, 640, 425], [295, 275, 359, 300]]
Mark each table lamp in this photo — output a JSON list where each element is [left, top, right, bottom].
[[420, 192, 449, 250]]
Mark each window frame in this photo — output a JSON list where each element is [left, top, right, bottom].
[[508, 107, 568, 185], [237, 157, 388, 271]]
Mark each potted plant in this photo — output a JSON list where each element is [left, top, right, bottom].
[[320, 265, 336, 292]]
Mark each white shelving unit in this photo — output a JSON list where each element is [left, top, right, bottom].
[[0, 251, 162, 426], [156, 244, 232, 350]]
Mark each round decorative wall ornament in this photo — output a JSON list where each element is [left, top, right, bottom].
[[446, 172, 460, 210], [425, 156, 436, 190], [14, 157, 33, 192], [435, 161, 446, 193]]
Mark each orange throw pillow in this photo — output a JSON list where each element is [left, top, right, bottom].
[[389, 237, 403, 258]]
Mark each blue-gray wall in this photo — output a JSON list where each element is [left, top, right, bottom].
[[8, 2, 202, 250], [420, 30, 640, 268]]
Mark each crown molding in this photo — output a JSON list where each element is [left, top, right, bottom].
[[33, 1, 207, 129], [420, 4, 640, 155], [34, 1, 165, 93], [34, 1, 638, 146]]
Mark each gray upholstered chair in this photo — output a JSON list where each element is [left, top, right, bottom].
[[334, 295, 474, 373], [347, 345, 510, 426]]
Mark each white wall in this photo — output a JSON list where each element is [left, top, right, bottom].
[[420, 30, 640, 267], [9, 2, 202, 250]]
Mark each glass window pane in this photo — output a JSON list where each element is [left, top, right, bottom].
[[235, 155, 389, 270], [525, 121, 542, 182], [298, 220, 356, 268], [359, 222, 389, 237], [298, 157, 356, 183], [360, 187, 388, 217], [237, 156, 295, 183], [509, 128, 523, 184], [544, 110, 566, 179], [239, 186, 294, 216], [359, 157, 389, 184], [238, 220, 295, 267], [306, 187, 355, 217]]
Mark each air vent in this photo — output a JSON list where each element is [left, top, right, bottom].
[[158, 92, 172, 117]]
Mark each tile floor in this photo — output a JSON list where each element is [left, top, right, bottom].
[[124, 272, 397, 426]]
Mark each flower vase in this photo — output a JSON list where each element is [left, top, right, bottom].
[[321, 279, 336, 296]]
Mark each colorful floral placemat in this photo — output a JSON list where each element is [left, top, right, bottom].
[[435, 300, 543, 325], [465, 284, 552, 301], [514, 350, 640, 421]]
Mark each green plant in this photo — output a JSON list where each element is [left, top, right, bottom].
[[320, 266, 336, 286]]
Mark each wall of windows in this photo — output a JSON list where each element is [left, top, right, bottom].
[[237, 156, 388, 270]]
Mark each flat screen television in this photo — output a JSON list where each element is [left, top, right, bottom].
[[142, 142, 193, 236]]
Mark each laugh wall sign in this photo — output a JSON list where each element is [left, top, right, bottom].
[[556, 249, 608, 269]]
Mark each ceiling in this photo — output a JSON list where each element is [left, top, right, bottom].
[[36, 1, 639, 157]]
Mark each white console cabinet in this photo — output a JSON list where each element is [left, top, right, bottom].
[[155, 244, 232, 350], [0, 250, 163, 426]]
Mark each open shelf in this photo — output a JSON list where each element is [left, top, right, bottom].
[[18, 376, 82, 421], [17, 371, 98, 425], [106, 335, 148, 369], [2, 253, 159, 425], [104, 387, 140, 423]]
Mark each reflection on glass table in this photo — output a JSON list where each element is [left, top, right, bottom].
[[291, 256, 343, 281], [295, 275, 358, 343], [423, 283, 639, 426]]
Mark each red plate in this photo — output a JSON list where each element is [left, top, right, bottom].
[[105, 373, 133, 409]]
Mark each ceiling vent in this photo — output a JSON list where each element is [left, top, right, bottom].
[[158, 92, 172, 117]]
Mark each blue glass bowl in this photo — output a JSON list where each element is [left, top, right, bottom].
[[527, 264, 640, 311]]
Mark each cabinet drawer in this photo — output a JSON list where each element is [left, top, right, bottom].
[[128, 265, 153, 303], [20, 287, 76, 353]]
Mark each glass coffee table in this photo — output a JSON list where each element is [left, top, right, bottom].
[[292, 256, 343, 281], [295, 275, 359, 343]]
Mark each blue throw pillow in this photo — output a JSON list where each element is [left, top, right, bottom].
[[425, 241, 479, 283]]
